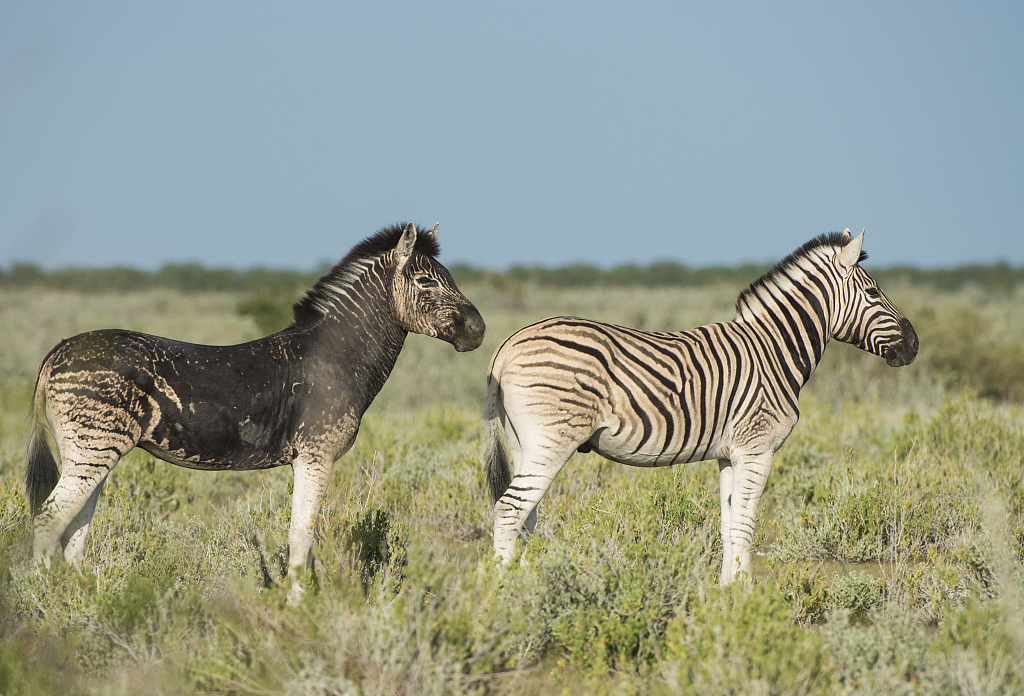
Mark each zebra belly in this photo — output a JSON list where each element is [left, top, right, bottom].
[[588, 426, 726, 467], [140, 408, 359, 472], [138, 440, 292, 472]]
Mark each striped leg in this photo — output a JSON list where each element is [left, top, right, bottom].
[[31, 380, 143, 566], [718, 459, 736, 585], [493, 466, 560, 563], [61, 478, 107, 562], [287, 456, 334, 604], [34, 457, 117, 566], [721, 451, 772, 583], [493, 423, 577, 563]]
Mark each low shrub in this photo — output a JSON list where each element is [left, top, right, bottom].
[[916, 305, 1024, 402], [664, 581, 831, 695], [235, 288, 300, 336]]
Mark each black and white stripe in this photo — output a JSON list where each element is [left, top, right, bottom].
[[484, 229, 917, 583]]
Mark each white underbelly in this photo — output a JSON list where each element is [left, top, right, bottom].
[[590, 427, 726, 467]]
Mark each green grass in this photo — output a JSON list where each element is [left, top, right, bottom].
[[1, 282, 1023, 694]]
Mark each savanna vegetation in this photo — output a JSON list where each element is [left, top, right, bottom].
[[1, 265, 1023, 694]]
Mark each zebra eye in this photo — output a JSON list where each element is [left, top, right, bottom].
[[865, 287, 880, 298], [414, 275, 440, 289]]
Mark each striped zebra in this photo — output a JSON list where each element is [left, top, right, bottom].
[[26, 223, 485, 603], [484, 229, 917, 584]]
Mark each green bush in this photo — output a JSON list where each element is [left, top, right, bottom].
[[828, 569, 883, 619], [513, 534, 710, 675], [235, 288, 299, 335], [820, 607, 934, 692], [0, 630, 84, 696], [664, 582, 831, 695], [917, 305, 1024, 401]]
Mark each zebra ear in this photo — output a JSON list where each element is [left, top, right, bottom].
[[426, 222, 439, 242], [396, 223, 418, 262], [837, 228, 865, 271], [840, 227, 852, 243]]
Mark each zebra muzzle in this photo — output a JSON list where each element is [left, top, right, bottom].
[[885, 317, 919, 367], [452, 305, 486, 352]]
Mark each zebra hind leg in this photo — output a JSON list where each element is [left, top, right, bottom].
[[493, 438, 576, 565], [33, 454, 120, 566], [717, 459, 736, 586], [61, 478, 108, 562]]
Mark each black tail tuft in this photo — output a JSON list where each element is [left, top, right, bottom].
[[26, 356, 60, 517], [483, 379, 511, 504], [26, 422, 59, 517], [485, 420, 512, 504]]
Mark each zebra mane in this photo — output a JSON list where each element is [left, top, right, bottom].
[[292, 223, 441, 327], [736, 232, 868, 312]]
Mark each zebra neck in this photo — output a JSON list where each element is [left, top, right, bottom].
[[303, 270, 409, 394], [737, 283, 830, 388]]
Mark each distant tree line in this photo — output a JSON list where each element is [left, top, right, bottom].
[[0, 263, 324, 294], [448, 262, 773, 289], [2, 260, 1023, 293]]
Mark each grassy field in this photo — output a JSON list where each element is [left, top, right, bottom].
[[1, 279, 1023, 695]]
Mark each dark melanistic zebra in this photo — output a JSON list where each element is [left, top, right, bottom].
[[26, 223, 485, 601], [484, 229, 917, 584]]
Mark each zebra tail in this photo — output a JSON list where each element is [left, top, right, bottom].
[[25, 352, 60, 517], [483, 376, 511, 504]]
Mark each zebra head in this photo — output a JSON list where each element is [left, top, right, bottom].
[[391, 223, 486, 352], [832, 229, 919, 367]]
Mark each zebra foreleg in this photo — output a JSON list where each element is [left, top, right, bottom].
[[720, 452, 772, 584], [287, 457, 334, 604]]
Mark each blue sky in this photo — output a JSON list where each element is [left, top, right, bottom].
[[1, 2, 1022, 270]]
